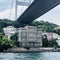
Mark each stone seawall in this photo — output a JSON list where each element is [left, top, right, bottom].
[[2, 47, 60, 53]]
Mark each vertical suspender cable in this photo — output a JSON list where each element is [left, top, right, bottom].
[[20, 0, 25, 13], [8, 0, 14, 20], [15, 0, 17, 20]]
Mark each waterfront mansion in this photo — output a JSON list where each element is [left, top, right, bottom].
[[18, 26, 42, 48], [3, 26, 42, 48]]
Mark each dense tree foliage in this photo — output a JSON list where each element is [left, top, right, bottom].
[[49, 39, 58, 47], [0, 19, 26, 28], [42, 35, 49, 47], [53, 29, 60, 35], [42, 35, 58, 47], [0, 35, 15, 51], [0, 19, 13, 28], [0, 19, 59, 29], [31, 20, 58, 32], [10, 33, 18, 45]]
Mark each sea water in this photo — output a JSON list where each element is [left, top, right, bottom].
[[0, 52, 60, 60]]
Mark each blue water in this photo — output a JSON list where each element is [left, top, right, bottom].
[[0, 52, 60, 60]]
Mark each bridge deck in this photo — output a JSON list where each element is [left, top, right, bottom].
[[17, 0, 60, 24]]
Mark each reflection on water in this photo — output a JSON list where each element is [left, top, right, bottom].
[[0, 52, 60, 60]]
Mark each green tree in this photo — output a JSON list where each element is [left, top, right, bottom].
[[31, 20, 58, 32], [0, 35, 15, 51], [54, 29, 60, 35], [10, 33, 18, 45], [42, 35, 49, 47], [49, 39, 58, 47]]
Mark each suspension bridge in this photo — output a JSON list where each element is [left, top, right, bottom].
[[10, 0, 60, 25]]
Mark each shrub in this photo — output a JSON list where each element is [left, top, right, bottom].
[[24, 44, 30, 49]]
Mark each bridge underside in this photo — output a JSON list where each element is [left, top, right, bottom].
[[17, 0, 60, 24]]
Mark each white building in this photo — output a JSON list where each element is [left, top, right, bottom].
[[56, 35, 60, 46], [18, 26, 42, 48], [42, 32, 59, 40], [56, 40, 60, 46], [3, 26, 17, 40]]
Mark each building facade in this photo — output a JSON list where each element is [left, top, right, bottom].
[[18, 26, 42, 48], [42, 32, 59, 41], [3, 26, 17, 40]]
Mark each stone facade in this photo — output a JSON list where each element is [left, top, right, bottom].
[[18, 26, 42, 48], [3, 26, 42, 48]]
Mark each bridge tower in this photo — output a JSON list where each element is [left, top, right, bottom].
[[15, 0, 33, 20]]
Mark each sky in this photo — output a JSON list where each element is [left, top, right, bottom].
[[0, 0, 60, 25]]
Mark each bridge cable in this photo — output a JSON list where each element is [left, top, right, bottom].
[[20, 0, 25, 14], [8, 0, 14, 20]]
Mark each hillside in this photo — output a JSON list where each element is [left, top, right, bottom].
[[0, 19, 59, 34], [31, 20, 59, 32]]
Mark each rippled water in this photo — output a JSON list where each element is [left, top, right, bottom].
[[0, 52, 60, 60]]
